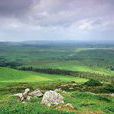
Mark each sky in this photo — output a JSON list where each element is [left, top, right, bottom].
[[0, 0, 114, 42]]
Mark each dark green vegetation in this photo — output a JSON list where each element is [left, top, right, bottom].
[[0, 41, 114, 114], [84, 79, 103, 86]]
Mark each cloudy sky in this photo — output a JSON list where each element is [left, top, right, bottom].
[[0, 0, 114, 42]]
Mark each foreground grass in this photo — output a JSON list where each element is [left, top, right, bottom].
[[0, 91, 114, 114], [64, 92, 114, 114], [0, 67, 114, 114], [0, 95, 72, 114]]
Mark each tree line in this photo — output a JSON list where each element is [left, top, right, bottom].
[[18, 66, 113, 83]]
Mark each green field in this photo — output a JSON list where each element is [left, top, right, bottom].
[[0, 42, 114, 76], [0, 42, 114, 114], [0, 67, 114, 114], [0, 67, 88, 83]]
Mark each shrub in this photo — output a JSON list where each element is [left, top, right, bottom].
[[103, 84, 114, 93], [84, 79, 102, 86]]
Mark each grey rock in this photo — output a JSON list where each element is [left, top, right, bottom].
[[29, 89, 43, 97], [14, 88, 43, 102], [14, 88, 30, 101], [41, 90, 64, 107]]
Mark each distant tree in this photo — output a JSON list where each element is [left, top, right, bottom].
[[0, 57, 22, 68]]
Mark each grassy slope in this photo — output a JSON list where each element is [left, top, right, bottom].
[[25, 59, 114, 77], [0, 67, 87, 114], [0, 91, 114, 114], [0, 67, 114, 114], [0, 67, 87, 83]]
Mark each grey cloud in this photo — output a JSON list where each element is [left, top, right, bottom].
[[0, 0, 114, 29], [0, 0, 37, 17], [27, 0, 114, 27]]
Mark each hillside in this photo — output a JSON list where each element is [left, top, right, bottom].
[[0, 42, 114, 114], [0, 67, 87, 83], [0, 67, 114, 114]]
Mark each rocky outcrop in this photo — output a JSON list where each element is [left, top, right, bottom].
[[13, 88, 75, 113], [14, 88, 43, 102], [41, 90, 64, 107], [14, 88, 30, 102]]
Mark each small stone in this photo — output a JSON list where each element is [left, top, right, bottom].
[[24, 88, 30, 93], [29, 89, 43, 97], [56, 103, 76, 112], [69, 87, 74, 90], [26, 96, 31, 101], [110, 93, 114, 97], [14, 88, 30, 102], [65, 103, 74, 109], [14, 93, 23, 100], [54, 88, 62, 92]]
